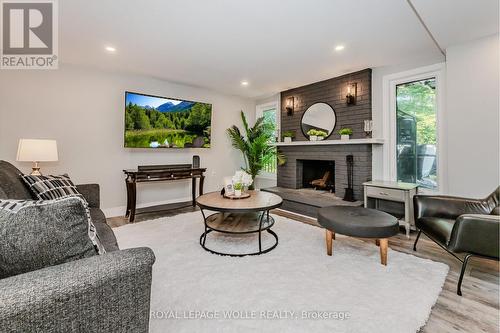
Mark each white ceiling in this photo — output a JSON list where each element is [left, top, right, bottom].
[[59, 0, 499, 98]]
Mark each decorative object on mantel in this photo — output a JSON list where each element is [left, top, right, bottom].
[[338, 128, 353, 140], [346, 82, 357, 105], [282, 130, 295, 143], [301, 102, 337, 140], [16, 139, 58, 176], [364, 120, 373, 137], [285, 96, 294, 116], [343, 155, 355, 202], [227, 111, 285, 188], [231, 170, 253, 197], [307, 129, 327, 141]]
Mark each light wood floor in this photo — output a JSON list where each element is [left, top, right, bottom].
[[108, 206, 499, 333]]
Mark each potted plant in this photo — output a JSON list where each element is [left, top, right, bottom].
[[316, 130, 327, 140], [227, 111, 286, 189], [282, 130, 295, 143], [339, 128, 353, 140], [232, 170, 253, 196], [307, 129, 318, 141], [307, 129, 327, 141]]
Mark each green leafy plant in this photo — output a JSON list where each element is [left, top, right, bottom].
[[307, 129, 328, 137], [282, 130, 295, 139], [227, 111, 286, 188], [338, 128, 353, 136], [233, 182, 243, 190]]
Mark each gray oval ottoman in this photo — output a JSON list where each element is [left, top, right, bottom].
[[318, 206, 398, 265]]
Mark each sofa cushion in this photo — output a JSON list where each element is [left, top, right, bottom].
[[416, 217, 455, 246], [0, 161, 34, 200], [0, 197, 98, 278], [21, 174, 83, 201], [90, 208, 119, 252]]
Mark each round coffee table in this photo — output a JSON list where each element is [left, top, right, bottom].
[[196, 190, 283, 256], [317, 206, 399, 265]]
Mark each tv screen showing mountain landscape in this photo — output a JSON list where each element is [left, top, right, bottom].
[[124, 92, 212, 148]]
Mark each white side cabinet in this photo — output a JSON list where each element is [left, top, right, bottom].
[[363, 181, 418, 238]]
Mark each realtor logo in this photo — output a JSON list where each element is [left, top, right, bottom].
[[1, 0, 58, 69]]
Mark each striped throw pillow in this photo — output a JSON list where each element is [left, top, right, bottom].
[[21, 174, 83, 201]]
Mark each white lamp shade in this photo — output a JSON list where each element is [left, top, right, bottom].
[[16, 139, 58, 162]]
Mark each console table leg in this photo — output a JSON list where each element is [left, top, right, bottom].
[[192, 177, 196, 207], [199, 175, 205, 195], [129, 182, 137, 223], [125, 181, 132, 217]]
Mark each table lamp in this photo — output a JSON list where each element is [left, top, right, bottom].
[[16, 139, 58, 175]]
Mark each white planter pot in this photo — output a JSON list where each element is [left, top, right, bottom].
[[310, 135, 318, 141], [318, 136, 325, 141], [235, 189, 242, 197], [341, 135, 350, 140], [284, 137, 292, 143]]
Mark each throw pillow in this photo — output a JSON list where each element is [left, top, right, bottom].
[[0, 196, 101, 278], [21, 174, 82, 201], [20, 173, 106, 255]]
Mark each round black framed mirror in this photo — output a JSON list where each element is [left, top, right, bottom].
[[300, 102, 337, 139]]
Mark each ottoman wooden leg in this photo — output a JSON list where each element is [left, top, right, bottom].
[[375, 239, 380, 246], [379, 238, 388, 265], [326, 229, 334, 256]]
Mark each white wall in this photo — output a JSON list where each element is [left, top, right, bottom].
[[0, 64, 255, 216], [445, 34, 499, 197], [371, 35, 499, 197]]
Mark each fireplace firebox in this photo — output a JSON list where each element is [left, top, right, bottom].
[[299, 160, 335, 192]]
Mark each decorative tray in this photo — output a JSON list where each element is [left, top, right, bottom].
[[223, 192, 251, 200]]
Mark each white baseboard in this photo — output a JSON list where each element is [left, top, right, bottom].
[[102, 196, 193, 218]]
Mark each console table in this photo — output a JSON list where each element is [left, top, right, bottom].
[[124, 164, 206, 222], [363, 181, 418, 238]]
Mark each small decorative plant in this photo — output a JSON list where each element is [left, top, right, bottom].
[[282, 130, 295, 143], [339, 128, 353, 140], [307, 129, 328, 141], [232, 170, 253, 196]]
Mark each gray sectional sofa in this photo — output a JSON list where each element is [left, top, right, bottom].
[[0, 160, 155, 332]]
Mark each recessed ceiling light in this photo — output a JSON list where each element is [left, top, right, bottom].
[[335, 45, 345, 52], [105, 46, 116, 53], [240, 80, 249, 86]]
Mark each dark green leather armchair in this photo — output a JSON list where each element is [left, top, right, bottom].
[[413, 187, 499, 296]]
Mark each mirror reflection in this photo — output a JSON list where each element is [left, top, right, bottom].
[[301, 102, 337, 138]]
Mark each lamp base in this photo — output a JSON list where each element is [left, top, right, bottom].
[[31, 162, 42, 176]]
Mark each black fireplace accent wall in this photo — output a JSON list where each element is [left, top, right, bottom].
[[299, 160, 335, 191]]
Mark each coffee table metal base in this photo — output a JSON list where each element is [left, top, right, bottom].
[[199, 211, 278, 257]]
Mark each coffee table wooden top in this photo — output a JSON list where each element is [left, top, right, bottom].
[[196, 190, 283, 212]]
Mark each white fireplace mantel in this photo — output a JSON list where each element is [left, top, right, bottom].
[[272, 138, 384, 147]]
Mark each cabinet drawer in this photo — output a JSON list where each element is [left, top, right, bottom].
[[365, 186, 405, 202]]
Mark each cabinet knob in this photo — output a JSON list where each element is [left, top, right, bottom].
[[171, 174, 174, 178]]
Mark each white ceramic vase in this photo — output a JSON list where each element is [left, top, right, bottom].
[[310, 135, 318, 141], [341, 135, 350, 140], [284, 137, 292, 143], [235, 189, 242, 197]]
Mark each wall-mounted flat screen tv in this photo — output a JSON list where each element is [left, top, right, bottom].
[[124, 91, 212, 148]]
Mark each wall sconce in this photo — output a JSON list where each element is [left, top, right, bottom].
[[346, 83, 357, 105], [285, 96, 294, 116], [364, 120, 373, 137]]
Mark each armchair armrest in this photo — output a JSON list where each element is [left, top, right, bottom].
[[0, 247, 155, 333], [447, 214, 500, 258], [414, 194, 491, 220], [76, 183, 100, 208]]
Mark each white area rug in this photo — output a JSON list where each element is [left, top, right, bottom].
[[114, 211, 448, 333]]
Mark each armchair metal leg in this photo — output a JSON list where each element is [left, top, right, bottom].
[[457, 254, 473, 296], [413, 230, 422, 251]]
